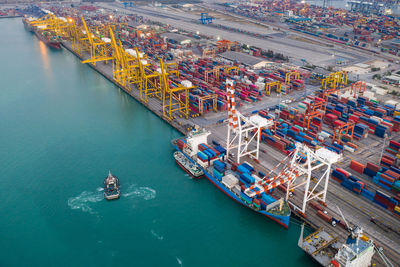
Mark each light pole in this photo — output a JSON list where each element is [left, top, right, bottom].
[[379, 134, 388, 164]]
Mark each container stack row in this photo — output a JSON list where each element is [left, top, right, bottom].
[[332, 167, 400, 217]]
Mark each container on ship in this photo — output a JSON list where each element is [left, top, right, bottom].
[[33, 25, 61, 49]]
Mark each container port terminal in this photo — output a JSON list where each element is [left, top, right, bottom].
[[7, 1, 400, 266]]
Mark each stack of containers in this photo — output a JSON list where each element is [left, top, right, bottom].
[[388, 140, 400, 155], [393, 181, 400, 193], [374, 190, 397, 210], [340, 175, 365, 194], [381, 154, 396, 167], [394, 205, 400, 217], [363, 162, 379, 177], [197, 143, 221, 166], [213, 160, 226, 181], [361, 187, 375, 201], [331, 168, 349, 182], [238, 168, 254, 185], [353, 123, 369, 140], [331, 168, 400, 210], [259, 193, 277, 210], [372, 169, 398, 191], [324, 114, 338, 127]]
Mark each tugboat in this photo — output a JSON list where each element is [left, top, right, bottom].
[[174, 151, 204, 179], [103, 171, 120, 200]]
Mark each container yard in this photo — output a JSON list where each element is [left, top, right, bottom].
[[216, 0, 400, 60], [8, 0, 400, 266]]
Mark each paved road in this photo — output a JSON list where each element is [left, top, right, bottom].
[[102, 2, 373, 66]]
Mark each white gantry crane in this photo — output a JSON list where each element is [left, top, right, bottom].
[[285, 143, 341, 214], [259, 142, 341, 214], [225, 79, 274, 163]]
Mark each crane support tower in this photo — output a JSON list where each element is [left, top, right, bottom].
[[225, 79, 274, 162], [200, 13, 214, 24], [285, 143, 341, 214]]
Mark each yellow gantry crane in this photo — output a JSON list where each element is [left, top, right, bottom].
[[265, 81, 282, 96], [108, 27, 142, 90], [80, 17, 113, 66], [198, 94, 217, 115], [64, 18, 86, 57], [29, 13, 70, 38], [159, 58, 195, 120], [321, 70, 348, 90], [224, 65, 239, 76], [28, 14, 198, 122], [136, 48, 161, 103], [285, 70, 300, 84]]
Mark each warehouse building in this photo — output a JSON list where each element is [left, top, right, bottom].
[[161, 32, 194, 45], [219, 51, 272, 69]]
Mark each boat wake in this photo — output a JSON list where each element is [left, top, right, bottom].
[[150, 229, 164, 240], [67, 190, 103, 214], [122, 184, 156, 200], [176, 257, 183, 266]]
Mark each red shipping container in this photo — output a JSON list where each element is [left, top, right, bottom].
[[231, 163, 238, 172], [334, 120, 345, 127], [382, 154, 395, 162], [309, 201, 323, 211], [350, 160, 365, 174], [374, 194, 390, 206], [336, 168, 350, 178], [346, 142, 358, 149], [317, 210, 332, 223], [277, 184, 287, 192], [390, 140, 400, 148], [356, 181, 365, 190], [332, 110, 342, 117], [325, 113, 338, 120], [379, 178, 393, 188], [386, 148, 397, 155], [332, 176, 343, 183], [349, 115, 359, 122], [381, 157, 394, 166], [381, 173, 395, 184], [385, 170, 400, 180]]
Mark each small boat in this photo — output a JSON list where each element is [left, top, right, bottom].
[[104, 171, 120, 200], [174, 151, 204, 179]]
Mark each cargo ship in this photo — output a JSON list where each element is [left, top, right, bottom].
[[104, 171, 120, 200], [298, 225, 376, 267], [173, 128, 291, 228], [33, 25, 62, 49], [174, 151, 204, 178]]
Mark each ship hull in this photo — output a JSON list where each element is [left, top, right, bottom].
[[22, 19, 33, 32], [175, 146, 290, 229]]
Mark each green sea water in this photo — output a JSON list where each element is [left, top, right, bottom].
[[0, 18, 314, 266]]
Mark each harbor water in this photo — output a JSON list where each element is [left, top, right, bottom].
[[0, 18, 314, 266]]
